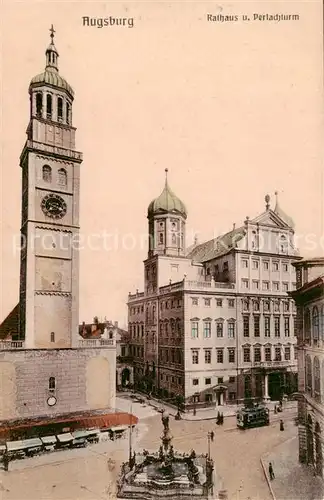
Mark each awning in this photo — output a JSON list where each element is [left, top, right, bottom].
[[57, 433, 73, 443], [110, 425, 128, 432], [41, 436, 57, 444], [72, 430, 89, 439], [22, 438, 42, 447], [86, 429, 100, 436]]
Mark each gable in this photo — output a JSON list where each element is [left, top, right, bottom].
[[251, 210, 290, 229]]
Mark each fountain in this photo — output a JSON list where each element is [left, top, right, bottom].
[[116, 410, 216, 499]]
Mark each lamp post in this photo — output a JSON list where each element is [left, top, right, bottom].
[[129, 401, 133, 465]]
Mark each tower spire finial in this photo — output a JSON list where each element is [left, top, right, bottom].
[[165, 168, 168, 185], [50, 24, 55, 44]]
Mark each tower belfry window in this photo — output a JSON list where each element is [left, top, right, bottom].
[[57, 97, 63, 121], [36, 93, 42, 117], [46, 94, 52, 119], [66, 102, 71, 125]]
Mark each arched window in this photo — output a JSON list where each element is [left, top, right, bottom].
[[159, 233, 164, 244], [66, 102, 71, 125], [46, 94, 52, 119], [306, 355, 313, 395], [314, 357, 321, 402], [50, 332, 55, 343], [57, 97, 63, 121], [36, 92, 42, 117], [42, 165, 52, 183], [304, 309, 311, 343], [313, 306, 319, 341], [49, 377, 56, 391], [279, 235, 287, 253], [58, 168, 67, 186]]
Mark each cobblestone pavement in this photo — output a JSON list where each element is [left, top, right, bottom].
[[0, 401, 298, 500], [262, 436, 324, 500]]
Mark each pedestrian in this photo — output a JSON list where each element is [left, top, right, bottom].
[[280, 419, 284, 431], [220, 413, 224, 425], [3, 451, 9, 472], [274, 405, 277, 414], [210, 430, 214, 442], [268, 462, 275, 480]]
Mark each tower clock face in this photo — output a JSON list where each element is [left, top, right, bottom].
[[41, 194, 67, 219]]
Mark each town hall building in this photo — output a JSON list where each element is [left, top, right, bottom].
[[127, 171, 301, 409]]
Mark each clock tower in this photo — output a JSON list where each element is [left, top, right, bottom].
[[19, 26, 82, 349]]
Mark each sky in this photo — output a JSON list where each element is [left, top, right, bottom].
[[1, 1, 323, 327]]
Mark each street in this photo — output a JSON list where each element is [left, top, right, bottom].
[[0, 398, 298, 500]]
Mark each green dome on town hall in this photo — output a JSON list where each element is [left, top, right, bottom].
[[148, 169, 187, 219]]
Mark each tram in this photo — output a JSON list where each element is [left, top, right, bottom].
[[236, 404, 270, 429]]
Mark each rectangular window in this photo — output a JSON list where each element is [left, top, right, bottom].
[[275, 347, 282, 361], [216, 322, 223, 337], [252, 280, 259, 290], [228, 348, 235, 363], [242, 279, 249, 289], [191, 321, 199, 338], [243, 315, 250, 337], [273, 282, 279, 291], [274, 316, 280, 337], [252, 260, 259, 270], [262, 281, 270, 291], [254, 315, 260, 337], [205, 349, 211, 364], [217, 377, 224, 384], [265, 347, 271, 361], [241, 259, 248, 268], [204, 298, 211, 307], [217, 349, 224, 363], [273, 262, 279, 271], [228, 321, 235, 338], [294, 346, 298, 359], [192, 378, 199, 386], [229, 392, 236, 401], [205, 377, 211, 385], [203, 321, 211, 338], [216, 299, 223, 307], [264, 316, 270, 337], [282, 282, 289, 292], [263, 261, 269, 270], [192, 350, 199, 364], [254, 347, 261, 362], [229, 376, 235, 383], [284, 347, 291, 361], [228, 299, 235, 308], [284, 316, 290, 337], [243, 347, 251, 363], [192, 298, 198, 306], [282, 263, 288, 272]]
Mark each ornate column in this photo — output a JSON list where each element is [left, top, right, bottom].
[[264, 373, 270, 401]]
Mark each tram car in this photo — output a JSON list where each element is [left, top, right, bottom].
[[236, 404, 270, 429]]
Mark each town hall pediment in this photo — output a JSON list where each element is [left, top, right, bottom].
[[251, 210, 290, 229]]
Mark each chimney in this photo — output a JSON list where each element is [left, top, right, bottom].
[[114, 321, 118, 328]]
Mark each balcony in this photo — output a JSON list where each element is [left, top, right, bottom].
[[78, 339, 114, 348], [21, 140, 83, 162], [185, 280, 235, 290], [0, 341, 25, 350], [253, 360, 297, 369]]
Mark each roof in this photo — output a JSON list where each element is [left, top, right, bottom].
[[148, 170, 187, 219], [292, 257, 324, 267], [187, 226, 246, 262], [273, 192, 295, 228], [30, 70, 74, 97], [0, 303, 19, 340]]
